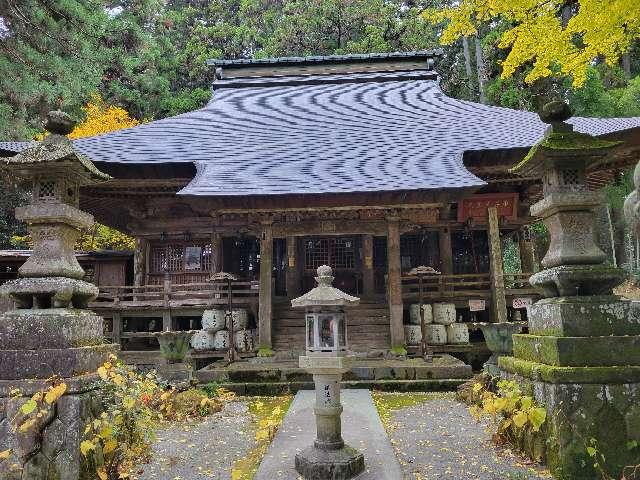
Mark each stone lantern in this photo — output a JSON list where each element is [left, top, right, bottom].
[[0, 111, 116, 478], [291, 265, 365, 480], [502, 101, 640, 478]]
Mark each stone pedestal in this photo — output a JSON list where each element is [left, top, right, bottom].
[[502, 103, 640, 479], [477, 322, 523, 376], [295, 356, 365, 480], [0, 111, 115, 479]]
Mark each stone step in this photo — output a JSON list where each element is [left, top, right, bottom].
[[216, 379, 468, 395]]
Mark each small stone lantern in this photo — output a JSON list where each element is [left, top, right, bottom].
[[291, 265, 365, 480]]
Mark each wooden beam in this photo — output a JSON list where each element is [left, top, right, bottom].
[[111, 312, 122, 345], [258, 222, 273, 349], [518, 230, 535, 274], [133, 238, 148, 287], [386, 217, 405, 349], [211, 232, 222, 274], [285, 236, 300, 298], [273, 219, 387, 237], [215, 202, 443, 214], [438, 227, 453, 275], [362, 234, 375, 297], [487, 207, 508, 323]]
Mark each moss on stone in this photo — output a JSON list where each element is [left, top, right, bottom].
[[511, 131, 621, 174], [256, 346, 274, 358], [513, 334, 640, 367], [499, 356, 640, 384], [389, 346, 407, 357]]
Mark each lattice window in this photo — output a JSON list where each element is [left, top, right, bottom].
[[39, 181, 56, 199], [304, 237, 355, 270], [305, 239, 329, 269], [201, 244, 212, 271], [150, 247, 167, 273], [332, 238, 355, 269], [562, 169, 580, 185]]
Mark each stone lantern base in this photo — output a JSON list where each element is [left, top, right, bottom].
[[295, 444, 365, 480], [500, 295, 640, 479]]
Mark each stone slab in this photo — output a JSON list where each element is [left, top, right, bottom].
[[513, 333, 640, 367], [528, 297, 640, 337], [0, 344, 116, 380], [197, 355, 472, 383], [0, 309, 104, 349], [255, 389, 402, 480]]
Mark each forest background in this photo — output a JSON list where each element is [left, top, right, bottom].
[[0, 0, 639, 270]]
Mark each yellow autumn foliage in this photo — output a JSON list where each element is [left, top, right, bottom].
[[426, 0, 640, 86], [68, 94, 139, 139]]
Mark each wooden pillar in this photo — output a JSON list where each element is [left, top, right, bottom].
[[258, 221, 273, 350], [133, 238, 148, 286], [111, 312, 122, 345], [488, 207, 508, 323], [362, 234, 375, 297], [211, 232, 222, 273], [518, 230, 535, 274], [386, 217, 405, 349], [438, 227, 453, 274], [285, 236, 300, 298], [162, 311, 172, 332]]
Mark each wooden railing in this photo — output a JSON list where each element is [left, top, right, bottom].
[[401, 273, 491, 299], [91, 279, 259, 310], [401, 272, 538, 300]]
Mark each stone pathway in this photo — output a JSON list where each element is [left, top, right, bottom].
[[133, 392, 553, 480], [385, 393, 552, 480], [137, 401, 255, 480], [255, 389, 403, 480]]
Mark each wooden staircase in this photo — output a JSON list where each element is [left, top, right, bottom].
[[272, 297, 390, 352]]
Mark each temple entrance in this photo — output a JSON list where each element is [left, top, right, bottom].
[[302, 236, 361, 294]]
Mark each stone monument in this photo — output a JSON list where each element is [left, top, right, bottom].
[[0, 111, 116, 479], [502, 101, 640, 479], [291, 265, 365, 480]]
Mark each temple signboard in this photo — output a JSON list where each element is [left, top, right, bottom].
[[457, 193, 518, 223]]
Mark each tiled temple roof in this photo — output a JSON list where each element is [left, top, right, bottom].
[[2, 53, 640, 197]]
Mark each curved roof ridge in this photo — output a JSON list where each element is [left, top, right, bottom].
[[0, 75, 639, 197]]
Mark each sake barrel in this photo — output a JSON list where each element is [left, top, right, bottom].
[[190, 330, 215, 351], [409, 304, 433, 325], [433, 303, 456, 325], [446, 323, 469, 344], [213, 330, 230, 350], [234, 329, 255, 353], [230, 309, 249, 330], [425, 324, 447, 345], [202, 309, 226, 333], [403, 325, 422, 345]]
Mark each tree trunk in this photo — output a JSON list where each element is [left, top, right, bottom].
[[474, 35, 486, 104], [462, 36, 475, 99], [622, 52, 632, 78]]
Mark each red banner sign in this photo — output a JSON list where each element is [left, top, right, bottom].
[[457, 193, 519, 223]]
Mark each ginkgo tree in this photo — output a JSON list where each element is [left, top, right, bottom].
[[427, 0, 640, 86]]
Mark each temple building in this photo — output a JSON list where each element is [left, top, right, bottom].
[[2, 51, 640, 364]]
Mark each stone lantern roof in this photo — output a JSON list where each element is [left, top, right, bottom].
[[291, 265, 360, 308], [0, 111, 111, 184], [510, 101, 621, 178]]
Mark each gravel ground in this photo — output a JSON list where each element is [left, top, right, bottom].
[[137, 401, 255, 480], [386, 393, 552, 480]]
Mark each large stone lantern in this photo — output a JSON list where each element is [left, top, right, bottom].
[[291, 265, 365, 480], [502, 102, 640, 479], [0, 111, 116, 479]]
